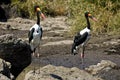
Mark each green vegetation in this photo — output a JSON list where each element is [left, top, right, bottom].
[[68, 0, 120, 35], [11, 0, 120, 35]]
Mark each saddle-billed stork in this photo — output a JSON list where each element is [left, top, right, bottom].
[[28, 6, 45, 73], [71, 12, 97, 69]]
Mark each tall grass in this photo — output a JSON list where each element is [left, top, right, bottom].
[[91, 0, 120, 35], [11, 0, 120, 35], [68, 0, 120, 35], [11, 0, 46, 18], [11, 0, 68, 18]]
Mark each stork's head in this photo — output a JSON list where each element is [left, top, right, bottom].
[[85, 12, 97, 21], [34, 5, 41, 12], [34, 5, 45, 20]]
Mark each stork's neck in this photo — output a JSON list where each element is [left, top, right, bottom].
[[86, 16, 90, 29], [37, 11, 40, 25]]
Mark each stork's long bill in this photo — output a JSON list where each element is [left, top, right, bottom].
[[88, 13, 97, 22], [40, 13, 46, 20]]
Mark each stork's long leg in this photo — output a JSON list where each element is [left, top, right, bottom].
[[37, 45, 40, 57], [81, 45, 85, 69], [32, 46, 40, 74], [37, 45, 40, 74], [32, 51, 36, 74]]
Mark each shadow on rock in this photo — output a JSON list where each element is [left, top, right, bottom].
[[0, 58, 14, 80], [50, 74, 63, 80], [0, 34, 32, 79]]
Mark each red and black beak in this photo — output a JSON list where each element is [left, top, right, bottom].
[[88, 14, 97, 22], [40, 13, 46, 20]]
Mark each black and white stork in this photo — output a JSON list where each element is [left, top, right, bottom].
[[71, 12, 97, 68], [28, 6, 45, 73], [28, 6, 45, 57]]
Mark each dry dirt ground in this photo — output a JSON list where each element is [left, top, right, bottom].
[[0, 17, 120, 79]]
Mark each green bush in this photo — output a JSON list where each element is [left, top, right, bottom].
[[11, 0, 120, 35]]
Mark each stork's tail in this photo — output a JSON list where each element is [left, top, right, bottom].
[[71, 43, 78, 55]]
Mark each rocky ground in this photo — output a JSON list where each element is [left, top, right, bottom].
[[0, 16, 120, 80]]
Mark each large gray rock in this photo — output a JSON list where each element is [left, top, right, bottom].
[[85, 60, 118, 75], [103, 39, 120, 55], [85, 60, 120, 80], [24, 65, 103, 80], [0, 58, 14, 80], [104, 44, 120, 55], [0, 74, 11, 80], [0, 34, 32, 78]]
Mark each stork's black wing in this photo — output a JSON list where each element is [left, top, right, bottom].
[[39, 27, 43, 39], [28, 28, 35, 43], [71, 32, 88, 54], [74, 32, 88, 46]]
